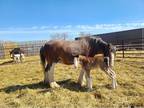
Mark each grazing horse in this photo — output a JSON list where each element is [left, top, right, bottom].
[[40, 37, 113, 88], [77, 45, 117, 91], [10, 48, 25, 63]]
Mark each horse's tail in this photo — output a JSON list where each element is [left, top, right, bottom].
[[40, 46, 46, 70]]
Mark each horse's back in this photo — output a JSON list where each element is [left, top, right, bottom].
[[43, 40, 84, 64]]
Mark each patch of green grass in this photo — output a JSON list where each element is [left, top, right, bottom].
[[0, 56, 144, 108]]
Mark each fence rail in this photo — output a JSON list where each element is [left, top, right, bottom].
[[115, 38, 144, 58]]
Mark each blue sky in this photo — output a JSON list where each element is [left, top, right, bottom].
[[0, 0, 144, 41]]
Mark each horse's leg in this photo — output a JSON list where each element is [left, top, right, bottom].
[[18, 56, 20, 63], [20, 54, 24, 62], [77, 68, 85, 86], [47, 63, 60, 88], [101, 65, 117, 89], [85, 69, 93, 91], [109, 68, 118, 88]]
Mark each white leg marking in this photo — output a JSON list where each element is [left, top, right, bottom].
[[48, 63, 60, 88], [74, 57, 79, 68], [109, 68, 117, 89], [85, 71, 93, 90], [103, 67, 117, 89]]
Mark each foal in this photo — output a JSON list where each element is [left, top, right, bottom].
[[77, 53, 117, 91]]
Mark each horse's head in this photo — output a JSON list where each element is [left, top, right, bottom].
[[104, 43, 116, 67], [90, 38, 116, 67], [77, 37, 116, 67]]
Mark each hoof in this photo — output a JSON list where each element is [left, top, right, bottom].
[[50, 82, 60, 88], [77, 81, 85, 87]]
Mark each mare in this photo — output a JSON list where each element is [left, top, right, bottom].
[[10, 48, 25, 63], [40, 37, 113, 88], [77, 44, 117, 91]]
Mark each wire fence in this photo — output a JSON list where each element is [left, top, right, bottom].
[[0, 40, 47, 59]]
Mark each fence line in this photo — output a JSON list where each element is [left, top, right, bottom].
[[0, 40, 47, 59], [115, 38, 144, 58], [0, 38, 144, 59]]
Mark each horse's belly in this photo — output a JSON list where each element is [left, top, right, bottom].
[[59, 57, 74, 65]]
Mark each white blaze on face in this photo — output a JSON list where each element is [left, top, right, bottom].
[[111, 52, 115, 67]]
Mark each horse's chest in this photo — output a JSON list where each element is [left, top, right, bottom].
[[87, 61, 98, 69]]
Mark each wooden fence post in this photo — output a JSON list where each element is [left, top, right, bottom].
[[122, 40, 125, 58]]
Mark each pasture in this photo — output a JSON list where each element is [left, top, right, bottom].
[[0, 56, 144, 108]]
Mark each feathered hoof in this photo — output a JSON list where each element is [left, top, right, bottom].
[[77, 81, 85, 87], [87, 88, 93, 92]]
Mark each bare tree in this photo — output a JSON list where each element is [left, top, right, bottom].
[[79, 32, 91, 37], [50, 32, 69, 40]]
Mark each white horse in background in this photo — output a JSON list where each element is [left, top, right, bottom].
[[77, 49, 117, 91], [10, 48, 25, 63]]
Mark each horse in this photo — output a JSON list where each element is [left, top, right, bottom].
[[77, 44, 117, 91], [10, 48, 25, 63], [40, 37, 114, 88]]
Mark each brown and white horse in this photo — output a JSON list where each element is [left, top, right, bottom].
[[40, 37, 114, 88], [77, 46, 117, 91]]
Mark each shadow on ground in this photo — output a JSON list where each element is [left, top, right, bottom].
[[0, 59, 39, 66], [0, 60, 14, 66], [0, 79, 89, 93]]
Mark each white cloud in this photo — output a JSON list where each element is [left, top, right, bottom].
[[0, 22, 144, 35]]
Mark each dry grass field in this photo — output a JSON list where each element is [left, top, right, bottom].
[[0, 56, 144, 108]]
